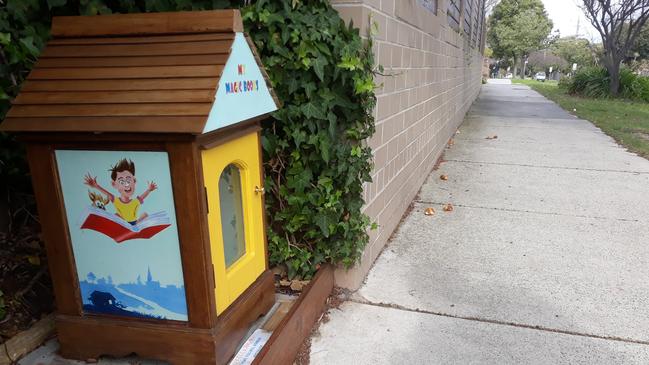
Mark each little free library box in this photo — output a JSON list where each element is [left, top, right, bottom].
[[1, 9, 281, 364]]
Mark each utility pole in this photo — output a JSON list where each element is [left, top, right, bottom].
[[576, 17, 580, 37]]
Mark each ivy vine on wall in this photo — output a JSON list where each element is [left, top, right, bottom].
[[0, 0, 377, 279], [244, 1, 377, 279]]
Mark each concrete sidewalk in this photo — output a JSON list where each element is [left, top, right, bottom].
[[310, 83, 649, 364]]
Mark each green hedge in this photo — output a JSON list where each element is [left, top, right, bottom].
[[0, 0, 376, 279], [564, 66, 649, 102]]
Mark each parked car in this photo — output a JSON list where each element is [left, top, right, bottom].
[[505, 73, 513, 79], [534, 72, 547, 82]]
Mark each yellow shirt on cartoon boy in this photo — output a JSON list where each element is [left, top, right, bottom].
[[113, 197, 143, 224]]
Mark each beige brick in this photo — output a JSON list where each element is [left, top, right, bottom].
[[368, 123, 383, 149], [397, 22, 409, 46], [366, 0, 381, 9], [387, 18, 399, 44], [383, 73, 395, 94], [390, 92, 401, 116], [402, 47, 412, 68], [374, 12, 387, 41], [391, 44, 402, 68], [381, 0, 395, 16], [378, 41, 391, 68], [376, 94, 391, 120]]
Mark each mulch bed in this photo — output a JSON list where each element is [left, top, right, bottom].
[[0, 225, 54, 343]]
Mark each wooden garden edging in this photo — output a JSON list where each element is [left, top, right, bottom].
[[252, 264, 334, 365], [0, 314, 55, 365]]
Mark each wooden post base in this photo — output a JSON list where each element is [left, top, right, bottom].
[[56, 270, 275, 364]]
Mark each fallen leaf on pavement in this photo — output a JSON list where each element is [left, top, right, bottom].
[[448, 139, 455, 146], [443, 203, 454, 212], [424, 207, 436, 216], [440, 174, 448, 181], [485, 135, 498, 140]]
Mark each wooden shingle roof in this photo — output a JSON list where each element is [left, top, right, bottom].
[[1, 10, 267, 134]]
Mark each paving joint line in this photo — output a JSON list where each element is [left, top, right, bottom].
[[347, 298, 649, 346], [469, 115, 577, 120], [443, 159, 649, 175], [460, 124, 588, 130], [413, 200, 641, 223]]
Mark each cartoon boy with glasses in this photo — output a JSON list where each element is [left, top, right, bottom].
[[84, 158, 157, 225]]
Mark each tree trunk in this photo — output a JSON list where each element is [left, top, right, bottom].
[[608, 63, 621, 96], [522, 58, 527, 79], [513, 57, 518, 79], [603, 55, 621, 96]]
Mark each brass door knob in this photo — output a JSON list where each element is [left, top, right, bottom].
[[254, 186, 265, 194]]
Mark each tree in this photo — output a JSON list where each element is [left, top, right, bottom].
[[631, 23, 649, 59], [581, 0, 649, 95], [487, 0, 554, 78], [552, 37, 598, 70]]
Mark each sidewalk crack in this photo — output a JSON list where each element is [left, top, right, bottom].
[[444, 159, 649, 175], [348, 298, 649, 346]]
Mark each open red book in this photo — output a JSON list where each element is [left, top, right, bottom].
[[80, 207, 171, 243]]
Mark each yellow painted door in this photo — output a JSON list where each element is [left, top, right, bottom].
[[201, 132, 266, 314]]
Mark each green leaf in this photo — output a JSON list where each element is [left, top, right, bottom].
[[319, 134, 330, 163], [302, 101, 325, 119], [0, 33, 11, 46], [287, 167, 312, 193], [314, 214, 333, 237], [47, 0, 67, 9], [313, 56, 326, 81], [19, 37, 40, 57]]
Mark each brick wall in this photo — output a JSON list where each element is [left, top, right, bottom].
[[331, 0, 485, 289]]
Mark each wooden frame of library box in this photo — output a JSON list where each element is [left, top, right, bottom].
[[0, 10, 281, 364]]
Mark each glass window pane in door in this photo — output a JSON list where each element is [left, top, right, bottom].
[[218, 164, 246, 267]]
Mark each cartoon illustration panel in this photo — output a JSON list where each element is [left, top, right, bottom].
[[55, 150, 188, 321]]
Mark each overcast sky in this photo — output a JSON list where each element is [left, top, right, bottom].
[[541, 0, 601, 42]]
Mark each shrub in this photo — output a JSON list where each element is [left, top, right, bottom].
[[621, 70, 649, 102], [564, 66, 649, 102], [558, 75, 573, 90], [566, 67, 610, 98]]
